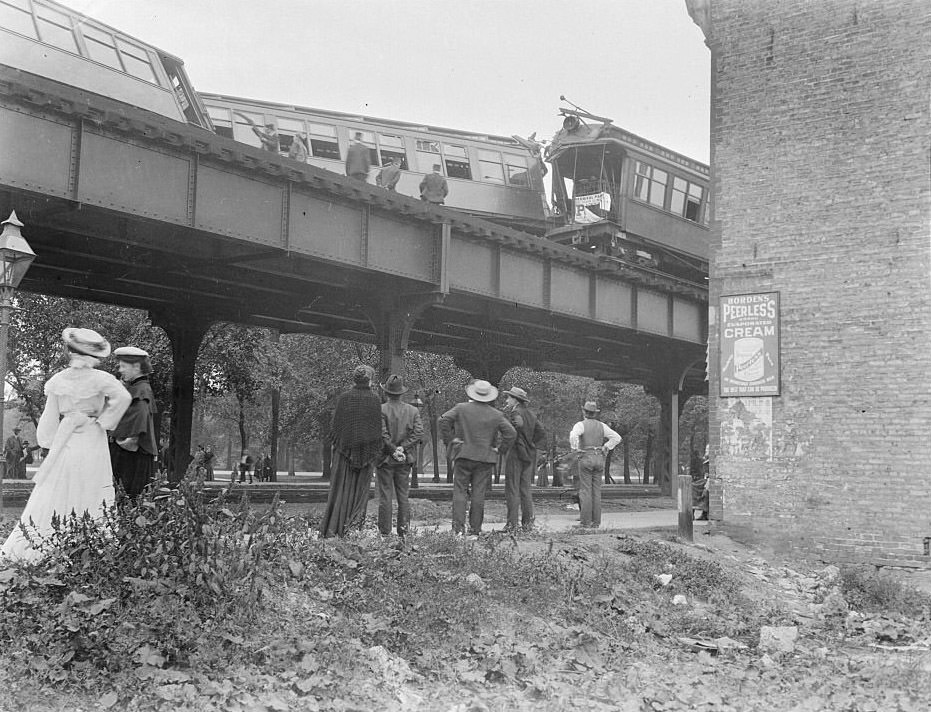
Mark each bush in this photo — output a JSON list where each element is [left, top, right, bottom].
[[0, 481, 294, 687], [840, 565, 931, 619]]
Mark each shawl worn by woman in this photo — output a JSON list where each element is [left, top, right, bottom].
[[319, 381, 384, 537], [330, 384, 384, 469]]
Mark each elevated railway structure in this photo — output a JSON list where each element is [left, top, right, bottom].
[[0, 1, 708, 484]]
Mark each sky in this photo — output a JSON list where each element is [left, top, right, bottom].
[[62, 0, 711, 162]]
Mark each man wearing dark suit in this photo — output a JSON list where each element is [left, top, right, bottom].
[[501, 386, 548, 533], [419, 164, 449, 204], [377, 375, 424, 537], [440, 380, 516, 537]]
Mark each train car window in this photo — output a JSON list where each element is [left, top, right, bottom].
[[416, 139, 442, 173], [505, 155, 530, 187], [232, 110, 265, 148], [307, 122, 340, 160], [634, 161, 667, 208], [478, 149, 505, 184], [115, 38, 159, 85], [80, 25, 123, 70], [443, 144, 471, 180], [377, 134, 408, 169], [0, 0, 38, 39], [34, 3, 79, 54], [276, 117, 305, 156], [206, 105, 234, 139], [671, 177, 704, 222]]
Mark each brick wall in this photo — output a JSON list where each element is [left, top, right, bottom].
[[706, 0, 931, 563]]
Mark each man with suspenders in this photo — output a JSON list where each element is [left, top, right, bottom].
[[568, 401, 621, 529]]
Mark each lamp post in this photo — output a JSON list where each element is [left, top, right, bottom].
[[0, 211, 36, 521], [410, 392, 424, 489]]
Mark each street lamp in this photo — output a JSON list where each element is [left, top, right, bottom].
[[0, 211, 36, 520]]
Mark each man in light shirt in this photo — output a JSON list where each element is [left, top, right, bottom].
[[569, 401, 621, 529]]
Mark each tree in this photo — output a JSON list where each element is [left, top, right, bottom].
[[195, 324, 277, 458]]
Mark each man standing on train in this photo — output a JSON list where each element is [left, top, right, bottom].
[[346, 132, 371, 182], [420, 164, 449, 205], [377, 157, 403, 191]]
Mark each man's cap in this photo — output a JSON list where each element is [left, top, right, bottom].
[[62, 327, 111, 358], [502, 386, 529, 403], [113, 346, 150, 359], [12, 427, 21, 432], [582, 401, 600, 415], [466, 380, 498, 403], [382, 374, 408, 395], [265, 121, 275, 128], [432, 164, 441, 171]]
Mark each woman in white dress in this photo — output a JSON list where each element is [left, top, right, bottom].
[[2, 328, 131, 563]]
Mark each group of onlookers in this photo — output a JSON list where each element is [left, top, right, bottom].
[[317, 366, 623, 540]]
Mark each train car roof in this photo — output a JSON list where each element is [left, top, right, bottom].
[[45, 0, 188, 65], [199, 92, 530, 149], [548, 118, 709, 179]]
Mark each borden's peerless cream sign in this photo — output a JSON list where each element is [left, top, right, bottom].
[[719, 292, 780, 397]]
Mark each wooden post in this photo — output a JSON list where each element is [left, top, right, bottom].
[[677, 474, 694, 542]]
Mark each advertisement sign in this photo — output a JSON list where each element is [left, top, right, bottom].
[[719, 292, 780, 397]]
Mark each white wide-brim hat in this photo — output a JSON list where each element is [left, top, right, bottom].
[[62, 327, 111, 358], [466, 379, 498, 403]]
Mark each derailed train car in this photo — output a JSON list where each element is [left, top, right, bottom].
[[545, 106, 710, 284], [0, 0, 212, 128], [198, 93, 552, 235]]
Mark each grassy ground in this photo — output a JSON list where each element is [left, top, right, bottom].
[[0, 488, 929, 711]]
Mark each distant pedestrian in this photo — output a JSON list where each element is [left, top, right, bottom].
[[4, 427, 25, 479], [440, 380, 516, 537], [238, 453, 254, 484], [319, 365, 383, 537], [377, 374, 424, 537], [202, 444, 215, 481], [420, 164, 449, 204], [110, 346, 159, 501], [568, 401, 621, 529], [376, 157, 402, 191], [2, 328, 131, 562], [346, 132, 371, 182], [288, 132, 309, 162], [501, 386, 547, 533]]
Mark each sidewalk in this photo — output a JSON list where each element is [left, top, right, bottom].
[[411, 508, 687, 534]]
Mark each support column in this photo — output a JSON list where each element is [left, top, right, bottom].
[[151, 310, 211, 483], [365, 293, 444, 385], [646, 355, 702, 497]]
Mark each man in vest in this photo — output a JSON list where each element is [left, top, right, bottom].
[[501, 386, 547, 533], [568, 401, 621, 529], [377, 374, 424, 537]]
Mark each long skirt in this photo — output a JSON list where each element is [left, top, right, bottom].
[[2, 421, 114, 563], [319, 452, 373, 538]]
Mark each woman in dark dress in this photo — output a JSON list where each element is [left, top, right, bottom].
[[319, 365, 383, 537]]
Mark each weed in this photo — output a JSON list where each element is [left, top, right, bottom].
[[839, 565, 931, 619]]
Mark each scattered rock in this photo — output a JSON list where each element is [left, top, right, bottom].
[[759, 626, 798, 654], [819, 588, 849, 617], [655, 574, 673, 587], [465, 573, 487, 592], [672, 594, 688, 606]]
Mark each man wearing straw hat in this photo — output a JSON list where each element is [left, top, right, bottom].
[[568, 401, 621, 529], [440, 380, 516, 538], [377, 374, 424, 537]]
